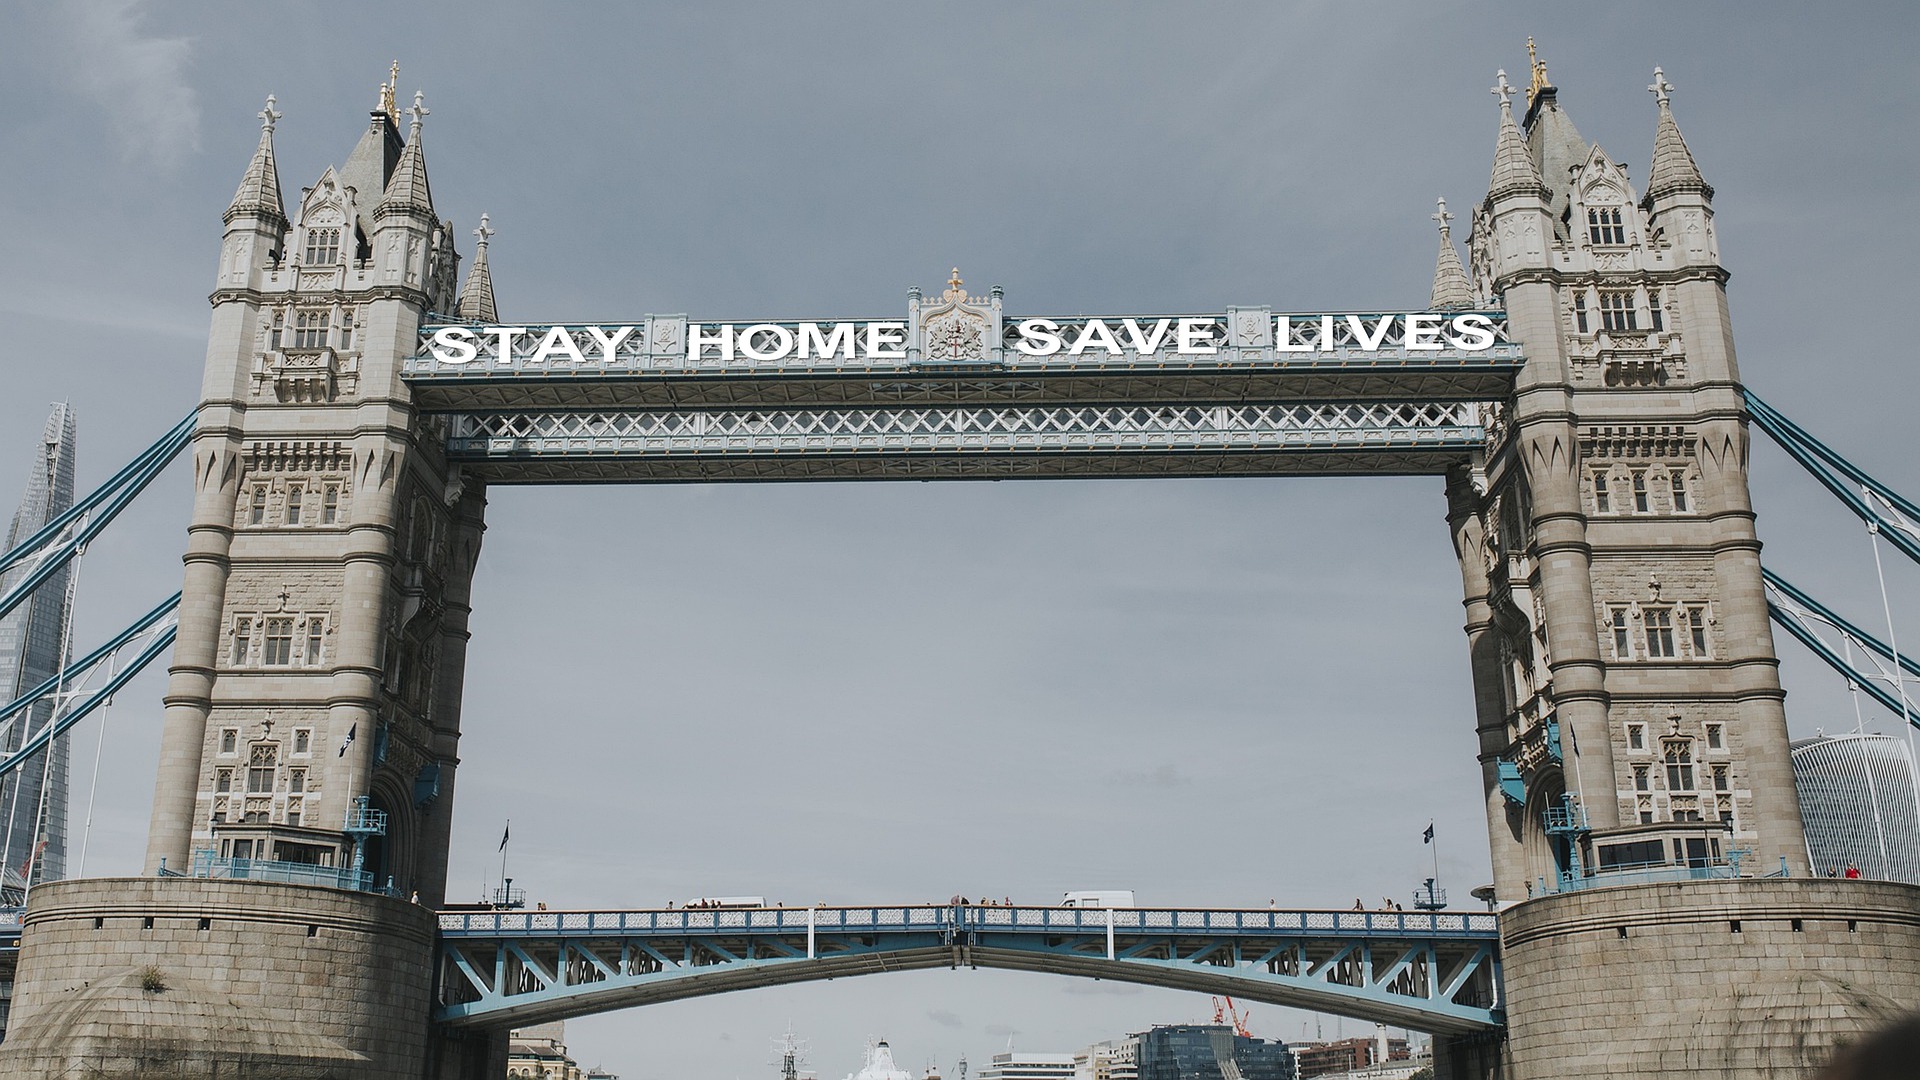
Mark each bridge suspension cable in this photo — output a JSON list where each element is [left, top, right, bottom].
[[0, 591, 180, 782], [0, 412, 194, 624], [1745, 390, 1917, 727]]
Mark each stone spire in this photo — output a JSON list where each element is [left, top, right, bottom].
[[225, 95, 287, 226], [457, 214, 498, 322], [379, 90, 434, 217], [1644, 67, 1713, 201], [1428, 197, 1473, 310], [1487, 71, 1547, 200]]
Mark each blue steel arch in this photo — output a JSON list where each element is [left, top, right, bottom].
[[435, 903, 1501, 1035]]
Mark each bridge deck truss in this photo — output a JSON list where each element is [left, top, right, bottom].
[[436, 402, 1491, 483], [434, 905, 1502, 1034]]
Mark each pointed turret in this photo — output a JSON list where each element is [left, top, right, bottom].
[[225, 96, 287, 227], [1428, 197, 1473, 309], [380, 90, 435, 218], [1644, 68, 1713, 202], [1518, 41, 1589, 223], [457, 214, 498, 322], [1487, 71, 1548, 201]]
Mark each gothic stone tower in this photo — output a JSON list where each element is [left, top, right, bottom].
[[0, 84, 502, 1080], [1434, 60, 1920, 1079]]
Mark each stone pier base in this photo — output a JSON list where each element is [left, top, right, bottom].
[[0, 877, 475, 1079], [1446, 877, 1920, 1079]]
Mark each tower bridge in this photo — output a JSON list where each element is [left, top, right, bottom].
[[0, 54, 1916, 1080]]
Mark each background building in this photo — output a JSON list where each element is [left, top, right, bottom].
[[977, 1051, 1076, 1080], [0, 404, 76, 895], [1291, 1028, 1408, 1079], [1793, 732, 1920, 882], [1134, 1024, 1294, 1080], [1075, 1039, 1138, 1080], [509, 1021, 618, 1080]]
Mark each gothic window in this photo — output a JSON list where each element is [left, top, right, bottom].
[[285, 485, 303, 525], [1572, 291, 1589, 333], [231, 617, 252, 665], [293, 308, 331, 349], [288, 768, 306, 794], [1592, 470, 1612, 513], [1647, 289, 1665, 331], [322, 484, 340, 524], [1638, 798, 1654, 825], [1627, 722, 1647, 750], [215, 768, 232, 794], [339, 309, 355, 351], [1587, 207, 1627, 245], [1706, 722, 1724, 750], [1685, 605, 1711, 658], [286, 803, 302, 827], [293, 728, 311, 755], [262, 618, 295, 665], [1716, 794, 1734, 822], [1712, 764, 1730, 791], [1664, 739, 1696, 791], [1670, 796, 1703, 823], [302, 227, 340, 266], [1633, 765, 1651, 791], [1610, 607, 1633, 659], [269, 308, 284, 349], [1670, 471, 1690, 512], [1632, 470, 1650, 513], [304, 617, 325, 665], [249, 486, 267, 526], [246, 744, 278, 794], [1600, 291, 1638, 332], [220, 728, 238, 755], [1644, 607, 1677, 657]]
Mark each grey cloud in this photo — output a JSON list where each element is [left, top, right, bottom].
[[926, 1011, 964, 1029], [60, 0, 199, 169]]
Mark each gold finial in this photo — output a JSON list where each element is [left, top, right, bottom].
[[1526, 37, 1549, 103], [379, 61, 400, 124]]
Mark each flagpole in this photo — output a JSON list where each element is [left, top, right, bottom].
[[1430, 821, 1440, 894], [499, 818, 510, 904]]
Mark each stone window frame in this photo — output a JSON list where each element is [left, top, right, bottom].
[[262, 617, 296, 666], [321, 484, 342, 524], [1626, 721, 1647, 752], [1705, 722, 1725, 751], [292, 727, 312, 756], [292, 307, 331, 349], [1586, 206, 1627, 246], [245, 742, 279, 795], [230, 616, 254, 665], [1667, 468, 1691, 513], [219, 727, 239, 755], [1647, 288, 1665, 332], [301, 226, 340, 267], [1683, 604, 1713, 659], [285, 484, 304, 526], [228, 610, 329, 669], [1599, 289, 1638, 332], [1631, 469, 1651, 513], [248, 485, 268, 526], [1608, 606, 1634, 659], [1643, 606, 1678, 658], [1571, 289, 1590, 334], [1591, 468, 1613, 514]]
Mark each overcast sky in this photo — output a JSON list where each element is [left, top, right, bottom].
[[0, 1, 1915, 1075]]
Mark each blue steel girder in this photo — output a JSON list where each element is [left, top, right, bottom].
[[434, 905, 1502, 1035]]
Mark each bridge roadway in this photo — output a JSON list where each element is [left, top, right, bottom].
[[435, 903, 1502, 1034]]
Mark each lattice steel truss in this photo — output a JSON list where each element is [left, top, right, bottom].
[[435, 904, 1502, 1034], [443, 402, 1488, 482]]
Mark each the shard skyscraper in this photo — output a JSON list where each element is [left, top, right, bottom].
[[0, 405, 76, 894]]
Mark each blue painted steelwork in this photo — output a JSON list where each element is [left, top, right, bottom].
[[1497, 761, 1525, 806], [1765, 569, 1919, 724], [0, 592, 179, 781], [0, 413, 192, 623], [434, 904, 1502, 1035], [1745, 390, 1920, 566], [188, 851, 372, 892]]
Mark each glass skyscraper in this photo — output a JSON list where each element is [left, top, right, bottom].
[[1792, 731, 1920, 883], [1133, 1025, 1293, 1080], [0, 405, 76, 895]]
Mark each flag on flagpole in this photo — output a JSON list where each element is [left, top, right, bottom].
[[499, 822, 510, 852], [338, 722, 357, 757], [1423, 823, 1435, 844]]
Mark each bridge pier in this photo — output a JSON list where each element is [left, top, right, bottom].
[[1470, 878, 1920, 1079], [0, 877, 500, 1080]]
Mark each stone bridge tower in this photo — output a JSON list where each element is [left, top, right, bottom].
[[145, 85, 489, 906], [0, 83, 503, 1080], [1435, 59, 1920, 1079]]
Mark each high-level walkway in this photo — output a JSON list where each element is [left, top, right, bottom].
[[434, 903, 1502, 1034]]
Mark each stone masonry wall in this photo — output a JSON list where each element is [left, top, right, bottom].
[[1497, 878, 1920, 1078], [0, 877, 437, 1080]]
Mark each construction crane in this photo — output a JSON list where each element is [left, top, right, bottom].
[[1211, 995, 1253, 1038]]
